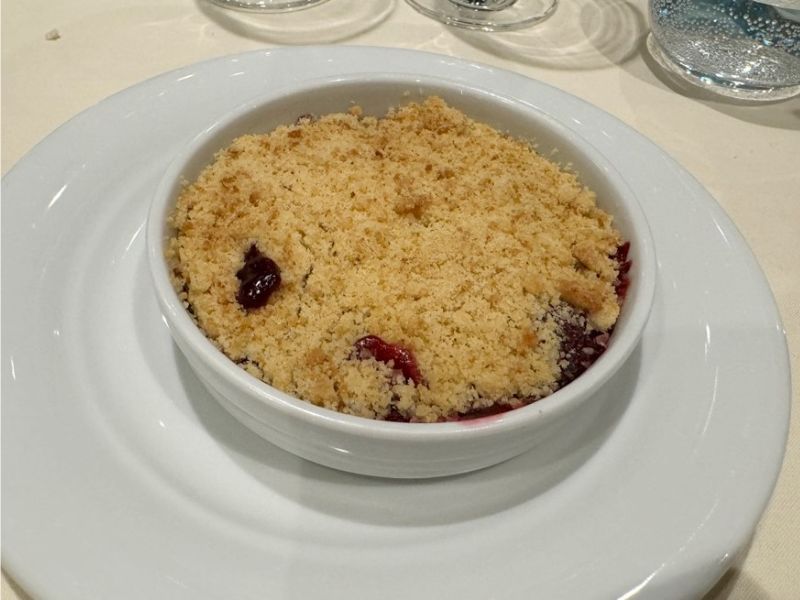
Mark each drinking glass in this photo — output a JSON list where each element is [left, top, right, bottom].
[[209, 0, 329, 11], [405, 0, 557, 31], [648, 0, 800, 101]]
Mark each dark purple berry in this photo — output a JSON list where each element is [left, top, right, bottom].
[[236, 244, 281, 310], [613, 241, 632, 300]]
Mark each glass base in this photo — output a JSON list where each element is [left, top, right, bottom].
[[209, 0, 330, 13], [203, 0, 393, 43], [647, 33, 800, 102], [405, 0, 557, 32]]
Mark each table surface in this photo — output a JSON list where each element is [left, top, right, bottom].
[[2, 1, 798, 598]]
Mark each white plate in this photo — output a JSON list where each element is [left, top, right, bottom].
[[2, 47, 790, 600]]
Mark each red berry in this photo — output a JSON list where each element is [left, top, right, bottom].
[[354, 335, 423, 385]]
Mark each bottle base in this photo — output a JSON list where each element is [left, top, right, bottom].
[[646, 33, 800, 102]]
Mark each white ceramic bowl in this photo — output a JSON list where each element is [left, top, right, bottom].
[[147, 74, 656, 479]]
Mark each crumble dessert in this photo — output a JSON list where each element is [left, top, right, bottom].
[[167, 97, 631, 422]]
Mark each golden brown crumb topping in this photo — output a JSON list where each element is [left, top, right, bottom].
[[168, 97, 623, 422]]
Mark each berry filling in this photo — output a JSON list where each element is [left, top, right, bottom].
[[613, 241, 632, 300], [384, 404, 409, 422], [354, 335, 423, 385], [236, 244, 281, 310], [455, 402, 516, 421], [555, 315, 611, 389]]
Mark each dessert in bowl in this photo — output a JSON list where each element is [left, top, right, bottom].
[[147, 74, 655, 478]]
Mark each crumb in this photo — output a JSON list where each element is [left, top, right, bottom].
[[168, 97, 625, 421]]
